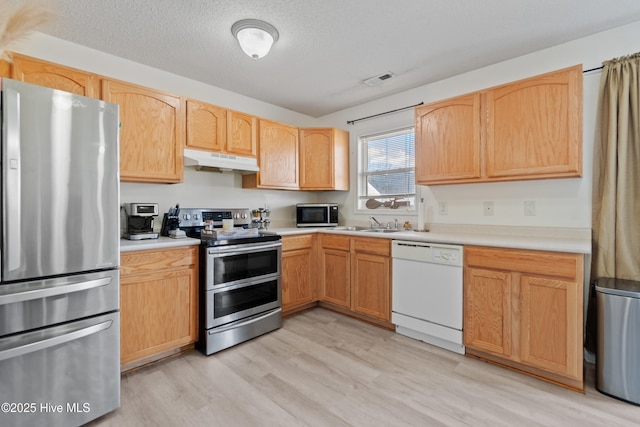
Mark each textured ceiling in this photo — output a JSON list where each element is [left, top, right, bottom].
[[9, 0, 640, 117]]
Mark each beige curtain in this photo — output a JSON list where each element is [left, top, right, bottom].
[[592, 53, 640, 281]]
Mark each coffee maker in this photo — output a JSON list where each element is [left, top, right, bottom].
[[122, 203, 159, 240]]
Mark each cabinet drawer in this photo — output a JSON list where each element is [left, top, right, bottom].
[[465, 246, 580, 280], [352, 237, 390, 256], [320, 234, 350, 251], [282, 234, 314, 251], [121, 246, 198, 275]]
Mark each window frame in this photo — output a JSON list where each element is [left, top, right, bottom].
[[356, 125, 416, 215]]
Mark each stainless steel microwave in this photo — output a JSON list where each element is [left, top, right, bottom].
[[296, 203, 339, 227]]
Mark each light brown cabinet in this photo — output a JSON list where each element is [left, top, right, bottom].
[[463, 245, 584, 391], [319, 234, 392, 326], [120, 246, 198, 370], [102, 79, 184, 183], [1, 59, 12, 78], [226, 110, 257, 157], [415, 93, 481, 184], [299, 128, 350, 190], [10, 54, 99, 97], [185, 99, 227, 152], [351, 237, 391, 321], [416, 65, 582, 185], [243, 119, 299, 189], [319, 234, 351, 309], [282, 234, 317, 315]]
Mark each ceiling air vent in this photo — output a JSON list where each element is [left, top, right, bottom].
[[362, 72, 394, 86]]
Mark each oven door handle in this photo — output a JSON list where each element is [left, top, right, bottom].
[[207, 242, 282, 257], [208, 308, 281, 335]]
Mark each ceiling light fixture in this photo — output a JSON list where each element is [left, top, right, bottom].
[[231, 19, 279, 60]]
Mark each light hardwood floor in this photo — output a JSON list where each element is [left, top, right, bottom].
[[89, 309, 640, 426]]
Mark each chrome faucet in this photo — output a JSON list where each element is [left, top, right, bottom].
[[369, 216, 383, 228], [394, 218, 399, 230]]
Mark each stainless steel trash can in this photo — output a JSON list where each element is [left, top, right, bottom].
[[596, 277, 640, 405]]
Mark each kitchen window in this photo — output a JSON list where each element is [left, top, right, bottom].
[[358, 126, 415, 211]]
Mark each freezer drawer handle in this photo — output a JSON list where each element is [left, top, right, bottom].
[[208, 308, 282, 335], [0, 276, 112, 306], [0, 320, 113, 362]]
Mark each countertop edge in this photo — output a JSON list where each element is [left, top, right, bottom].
[[120, 236, 201, 252], [271, 227, 592, 254]]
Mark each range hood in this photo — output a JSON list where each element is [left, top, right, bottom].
[[183, 148, 259, 173]]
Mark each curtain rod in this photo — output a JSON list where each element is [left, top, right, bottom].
[[347, 102, 424, 125], [584, 65, 604, 73]]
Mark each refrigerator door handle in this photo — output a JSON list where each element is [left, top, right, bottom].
[[0, 319, 113, 362], [4, 87, 22, 272], [0, 276, 112, 306]]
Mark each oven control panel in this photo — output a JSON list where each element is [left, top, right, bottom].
[[177, 208, 251, 228]]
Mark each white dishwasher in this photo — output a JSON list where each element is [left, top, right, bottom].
[[392, 240, 465, 354]]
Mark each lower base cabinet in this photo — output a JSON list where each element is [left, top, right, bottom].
[[319, 234, 392, 327], [464, 245, 584, 390], [120, 246, 198, 369], [282, 234, 317, 315]]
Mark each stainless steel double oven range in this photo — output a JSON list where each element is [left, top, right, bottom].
[[178, 208, 282, 355]]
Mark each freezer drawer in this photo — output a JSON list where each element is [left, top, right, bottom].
[[0, 269, 119, 336], [0, 311, 120, 427]]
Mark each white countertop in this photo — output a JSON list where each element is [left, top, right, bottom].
[[119, 225, 591, 255], [120, 236, 200, 252], [270, 225, 591, 254]]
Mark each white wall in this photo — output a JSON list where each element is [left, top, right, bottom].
[[12, 21, 640, 230], [317, 20, 640, 231]]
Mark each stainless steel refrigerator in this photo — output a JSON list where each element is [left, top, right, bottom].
[[0, 79, 120, 427]]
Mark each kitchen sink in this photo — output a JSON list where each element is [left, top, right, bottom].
[[330, 226, 401, 233], [330, 226, 370, 231]]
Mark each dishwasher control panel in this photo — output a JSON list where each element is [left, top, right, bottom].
[[392, 240, 463, 266]]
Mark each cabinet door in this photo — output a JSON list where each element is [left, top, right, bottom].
[[519, 274, 581, 380], [227, 110, 257, 157], [485, 65, 582, 179], [256, 119, 299, 189], [102, 79, 184, 183], [11, 54, 98, 97], [186, 99, 226, 152], [282, 248, 315, 312], [299, 128, 349, 191], [120, 267, 197, 365], [299, 128, 333, 189], [415, 92, 481, 184], [464, 267, 512, 357], [0, 59, 11, 78], [351, 252, 390, 321], [320, 248, 350, 308]]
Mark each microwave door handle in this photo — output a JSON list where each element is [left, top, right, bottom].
[[0, 319, 113, 362], [4, 87, 22, 272]]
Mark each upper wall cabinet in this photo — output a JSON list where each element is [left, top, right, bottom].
[[299, 128, 350, 190], [415, 93, 482, 184], [415, 65, 583, 185], [185, 99, 227, 152], [227, 110, 257, 157], [102, 79, 184, 183], [243, 119, 299, 189], [10, 54, 99, 98], [0, 59, 11, 78]]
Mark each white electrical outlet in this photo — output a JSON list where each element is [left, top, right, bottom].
[[483, 201, 494, 216], [524, 201, 536, 216], [438, 202, 448, 215]]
